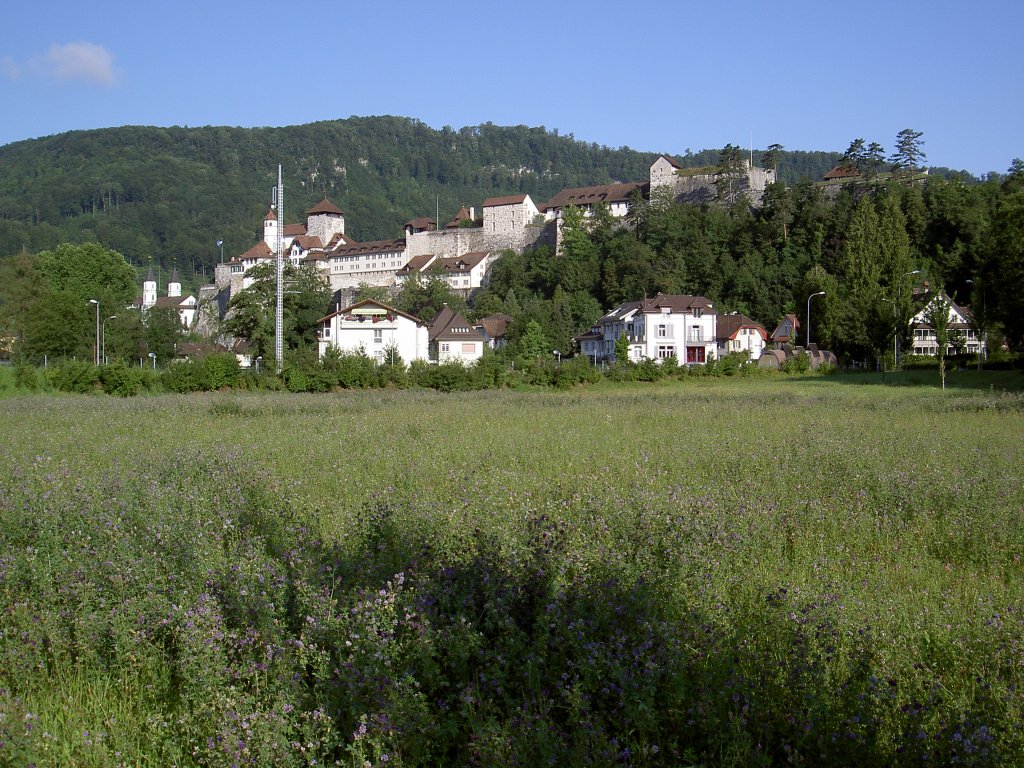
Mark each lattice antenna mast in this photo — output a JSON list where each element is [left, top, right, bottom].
[[274, 165, 284, 374]]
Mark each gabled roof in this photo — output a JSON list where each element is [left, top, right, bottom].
[[446, 206, 475, 228], [771, 313, 800, 341], [823, 165, 861, 180], [242, 242, 274, 258], [318, 298, 423, 325], [716, 313, 767, 341], [638, 293, 714, 314], [428, 306, 485, 343], [597, 300, 644, 324], [404, 217, 437, 231], [397, 254, 436, 274], [483, 194, 529, 207], [306, 198, 345, 216], [543, 181, 648, 211], [153, 295, 196, 309], [290, 235, 324, 250], [329, 238, 407, 257], [327, 232, 358, 247], [476, 313, 513, 340], [910, 290, 974, 326], [434, 252, 488, 273], [656, 155, 684, 169]]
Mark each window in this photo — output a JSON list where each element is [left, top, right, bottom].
[[322, 323, 331, 337], [440, 343, 450, 353], [692, 307, 703, 318], [657, 345, 675, 359], [657, 324, 669, 338], [373, 329, 383, 344]]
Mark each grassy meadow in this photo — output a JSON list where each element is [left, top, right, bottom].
[[0, 377, 1022, 766]]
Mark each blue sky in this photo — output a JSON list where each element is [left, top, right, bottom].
[[1, 0, 1019, 177]]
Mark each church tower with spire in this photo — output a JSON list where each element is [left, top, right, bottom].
[[168, 265, 181, 298], [142, 262, 157, 309]]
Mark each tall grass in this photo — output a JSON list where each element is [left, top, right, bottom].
[[0, 379, 1021, 766]]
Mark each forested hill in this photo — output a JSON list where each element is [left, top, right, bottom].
[[0, 115, 847, 268]]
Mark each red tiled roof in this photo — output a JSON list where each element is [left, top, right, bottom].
[[476, 313, 512, 339], [329, 238, 406, 257], [397, 254, 436, 273], [638, 293, 714, 314], [429, 306, 485, 343], [445, 206, 475, 228], [283, 223, 306, 237], [306, 198, 345, 216], [823, 165, 861, 180], [435, 252, 487, 273], [242, 242, 274, 258], [291, 235, 323, 250], [543, 182, 647, 211], [404, 217, 437, 231], [716, 313, 767, 341], [483, 194, 528, 207]]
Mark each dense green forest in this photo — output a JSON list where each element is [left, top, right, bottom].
[[0, 116, 850, 273], [473, 164, 1023, 359]]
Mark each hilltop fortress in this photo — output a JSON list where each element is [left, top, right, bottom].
[[212, 155, 774, 310]]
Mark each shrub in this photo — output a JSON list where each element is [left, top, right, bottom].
[[14, 363, 41, 391], [100, 362, 145, 397], [162, 360, 202, 393], [47, 359, 100, 393], [198, 352, 241, 390]]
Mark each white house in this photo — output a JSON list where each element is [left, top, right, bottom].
[[578, 293, 717, 365], [909, 290, 985, 357], [325, 238, 408, 291], [715, 313, 768, 361], [395, 252, 492, 296], [541, 182, 647, 222], [429, 306, 485, 363], [317, 299, 428, 365]]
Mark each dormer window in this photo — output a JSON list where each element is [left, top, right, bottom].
[[692, 308, 703, 318]]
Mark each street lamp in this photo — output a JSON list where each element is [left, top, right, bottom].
[[896, 269, 922, 368], [881, 298, 896, 368], [553, 349, 561, 365], [806, 291, 825, 350], [255, 355, 263, 374], [102, 315, 117, 365], [148, 351, 156, 370], [217, 239, 224, 264], [88, 299, 99, 365], [966, 279, 987, 364]]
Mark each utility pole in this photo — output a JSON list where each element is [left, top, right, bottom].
[[275, 165, 284, 375]]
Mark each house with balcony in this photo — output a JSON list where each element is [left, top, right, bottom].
[[577, 293, 717, 365], [909, 290, 985, 357], [317, 299, 428, 365]]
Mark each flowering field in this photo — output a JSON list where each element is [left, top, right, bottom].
[[1, 379, 1022, 767]]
